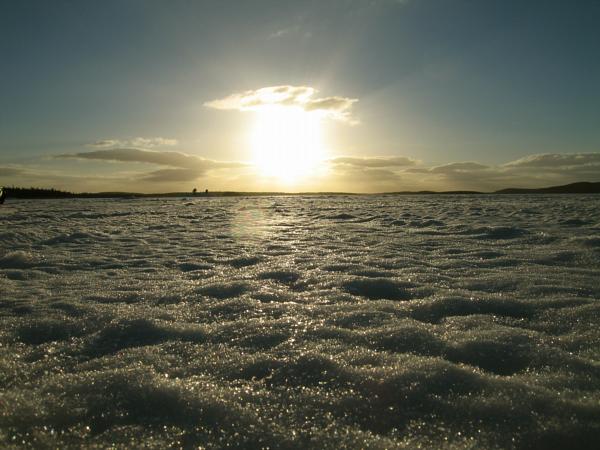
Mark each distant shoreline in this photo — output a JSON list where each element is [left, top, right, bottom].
[[2, 181, 599, 199]]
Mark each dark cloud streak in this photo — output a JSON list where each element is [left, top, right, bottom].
[[503, 153, 600, 169], [57, 148, 245, 183]]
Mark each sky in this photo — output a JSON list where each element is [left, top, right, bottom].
[[1, 0, 599, 193]]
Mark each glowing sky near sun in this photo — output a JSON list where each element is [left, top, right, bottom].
[[0, 0, 599, 192]]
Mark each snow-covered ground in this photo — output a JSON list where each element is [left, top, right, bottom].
[[1, 195, 599, 449]]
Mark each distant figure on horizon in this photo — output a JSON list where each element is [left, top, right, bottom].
[[205, 189, 208, 195], [0, 187, 6, 205], [192, 188, 197, 195]]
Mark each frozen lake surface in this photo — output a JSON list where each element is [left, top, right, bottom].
[[1, 195, 599, 449]]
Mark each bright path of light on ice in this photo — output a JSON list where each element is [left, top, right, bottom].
[[249, 106, 326, 183]]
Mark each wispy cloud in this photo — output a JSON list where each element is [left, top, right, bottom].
[[139, 168, 204, 183], [87, 137, 178, 149], [330, 156, 418, 167], [205, 85, 358, 123], [429, 162, 490, 174], [268, 25, 312, 40]]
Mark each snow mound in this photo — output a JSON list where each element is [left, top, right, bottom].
[[343, 277, 415, 300]]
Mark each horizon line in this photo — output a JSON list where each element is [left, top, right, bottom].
[[3, 181, 600, 198]]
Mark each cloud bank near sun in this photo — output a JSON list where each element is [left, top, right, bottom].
[[2, 144, 598, 193], [205, 85, 358, 123]]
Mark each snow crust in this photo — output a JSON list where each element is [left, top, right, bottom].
[[1, 195, 599, 449]]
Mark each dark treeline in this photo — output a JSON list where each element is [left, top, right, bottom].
[[3, 187, 150, 199], [3, 187, 78, 199]]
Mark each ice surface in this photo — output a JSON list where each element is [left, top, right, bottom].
[[1, 195, 599, 449]]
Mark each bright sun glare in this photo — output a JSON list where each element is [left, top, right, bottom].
[[250, 106, 326, 183]]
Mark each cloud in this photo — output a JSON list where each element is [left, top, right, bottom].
[[205, 85, 358, 123], [429, 162, 490, 174], [6, 149, 600, 193], [496, 153, 600, 186], [87, 137, 178, 149], [140, 168, 203, 183], [61, 148, 198, 167], [503, 153, 600, 169], [269, 28, 292, 39], [325, 152, 600, 192], [268, 25, 312, 40], [322, 155, 424, 192], [330, 156, 417, 168], [398, 161, 527, 191], [57, 148, 245, 183]]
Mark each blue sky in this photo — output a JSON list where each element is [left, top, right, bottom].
[[1, 0, 599, 192]]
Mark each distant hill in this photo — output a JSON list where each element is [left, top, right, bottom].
[[387, 190, 484, 195], [494, 182, 600, 194]]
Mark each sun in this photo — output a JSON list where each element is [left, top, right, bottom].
[[249, 106, 326, 183]]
